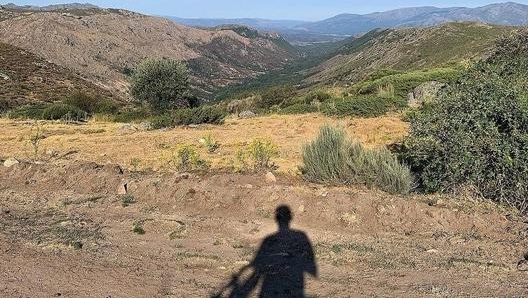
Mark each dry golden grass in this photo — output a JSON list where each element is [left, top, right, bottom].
[[0, 113, 408, 174]]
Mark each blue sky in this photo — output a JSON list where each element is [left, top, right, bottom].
[[6, 1, 528, 20]]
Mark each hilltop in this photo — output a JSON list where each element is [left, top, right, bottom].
[[0, 7, 297, 100], [305, 22, 515, 87], [0, 42, 117, 111]]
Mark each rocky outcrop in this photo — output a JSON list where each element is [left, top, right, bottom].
[[408, 81, 445, 108]]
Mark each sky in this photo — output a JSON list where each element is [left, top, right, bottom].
[[5, 0, 528, 20]]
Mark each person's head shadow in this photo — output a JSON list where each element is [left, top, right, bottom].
[[211, 205, 317, 298]]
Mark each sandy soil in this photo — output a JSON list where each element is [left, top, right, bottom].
[[1, 160, 527, 298]]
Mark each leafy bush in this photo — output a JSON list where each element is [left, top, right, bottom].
[[42, 103, 86, 120], [202, 134, 220, 153], [62, 92, 117, 115], [171, 145, 209, 171], [301, 125, 413, 194], [172, 105, 227, 126], [279, 103, 319, 115], [150, 113, 173, 129], [8, 103, 48, 119], [256, 85, 296, 109], [113, 108, 152, 123], [0, 98, 9, 113], [401, 30, 528, 213], [130, 58, 190, 111], [304, 90, 332, 103], [236, 138, 279, 171], [356, 67, 461, 98], [321, 96, 406, 118]]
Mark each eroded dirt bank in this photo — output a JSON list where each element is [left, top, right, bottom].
[[1, 161, 527, 297]]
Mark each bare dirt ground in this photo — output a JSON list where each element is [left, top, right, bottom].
[[0, 116, 527, 297]]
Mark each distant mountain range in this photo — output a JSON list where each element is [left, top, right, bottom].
[[172, 2, 528, 43], [299, 2, 528, 35], [0, 2, 99, 11]]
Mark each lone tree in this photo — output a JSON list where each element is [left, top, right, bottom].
[[130, 58, 191, 111]]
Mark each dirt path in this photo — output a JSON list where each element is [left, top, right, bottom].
[[1, 161, 527, 297]]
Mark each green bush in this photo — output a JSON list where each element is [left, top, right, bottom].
[[113, 108, 152, 123], [304, 91, 332, 103], [279, 103, 319, 115], [321, 96, 406, 118], [150, 113, 173, 129], [130, 58, 190, 112], [0, 98, 9, 113], [256, 85, 296, 109], [401, 30, 528, 213], [172, 105, 227, 126], [301, 125, 413, 194], [42, 103, 86, 120], [172, 145, 209, 171], [356, 67, 462, 98], [8, 103, 48, 119], [61, 92, 119, 115]]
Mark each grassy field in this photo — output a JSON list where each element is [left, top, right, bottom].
[[0, 114, 408, 174]]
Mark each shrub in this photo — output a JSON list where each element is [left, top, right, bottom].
[[0, 98, 9, 113], [113, 108, 152, 123], [256, 85, 296, 109], [130, 58, 190, 111], [401, 30, 528, 213], [150, 113, 173, 129], [171, 145, 209, 171], [172, 105, 227, 126], [301, 125, 413, 195], [279, 103, 318, 115], [247, 138, 279, 171], [202, 134, 220, 153], [42, 103, 86, 120], [321, 96, 406, 118], [304, 90, 332, 103], [8, 103, 48, 119]]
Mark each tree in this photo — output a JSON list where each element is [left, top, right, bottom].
[[401, 30, 528, 213], [130, 58, 190, 111]]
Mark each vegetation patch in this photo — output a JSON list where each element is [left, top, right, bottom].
[[402, 30, 528, 213], [302, 125, 413, 194]]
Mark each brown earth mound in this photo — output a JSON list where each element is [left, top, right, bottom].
[[1, 161, 527, 297]]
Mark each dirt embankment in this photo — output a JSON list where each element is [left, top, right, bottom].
[[0, 161, 527, 297]]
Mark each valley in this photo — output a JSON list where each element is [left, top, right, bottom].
[[1, 2, 528, 298]]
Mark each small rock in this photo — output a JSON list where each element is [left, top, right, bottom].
[[138, 121, 152, 131], [116, 124, 138, 135], [117, 182, 128, 195], [298, 205, 305, 213], [3, 157, 19, 168], [265, 172, 277, 184], [238, 110, 256, 119], [427, 249, 439, 254], [244, 184, 254, 189]]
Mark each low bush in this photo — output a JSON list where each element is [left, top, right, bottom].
[[304, 90, 332, 103], [0, 98, 9, 113], [8, 103, 48, 119], [301, 125, 413, 194], [321, 96, 406, 118], [170, 145, 209, 171], [172, 105, 227, 126], [256, 85, 296, 109], [235, 138, 279, 172], [42, 103, 86, 120], [113, 108, 152, 123], [150, 113, 173, 129]]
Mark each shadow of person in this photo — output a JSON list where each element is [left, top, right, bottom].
[[211, 205, 317, 298]]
